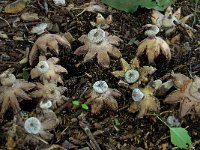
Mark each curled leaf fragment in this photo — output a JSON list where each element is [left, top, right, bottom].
[[30, 23, 47, 35], [21, 12, 39, 22], [53, 0, 65, 6], [77, 1, 107, 16], [4, 0, 28, 14]]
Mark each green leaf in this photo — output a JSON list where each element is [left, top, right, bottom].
[[113, 118, 120, 126], [101, 0, 174, 13], [128, 38, 139, 46], [102, 0, 139, 13], [170, 127, 192, 149], [72, 100, 81, 106], [22, 68, 29, 81], [81, 103, 89, 110]]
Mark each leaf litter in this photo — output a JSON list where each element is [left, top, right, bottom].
[[0, 0, 200, 149]]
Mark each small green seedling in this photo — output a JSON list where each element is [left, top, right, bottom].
[[128, 38, 140, 46], [112, 118, 120, 126], [72, 100, 80, 106], [155, 115, 192, 149], [22, 67, 30, 81], [81, 103, 89, 110], [72, 100, 89, 111]]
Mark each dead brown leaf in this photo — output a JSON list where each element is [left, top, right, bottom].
[[4, 0, 28, 14]]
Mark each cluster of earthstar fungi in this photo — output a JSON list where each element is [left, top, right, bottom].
[[0, 3, 198, 145]]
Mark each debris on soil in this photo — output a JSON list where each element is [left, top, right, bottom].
[[4, 0, 28, 14], [0, 0, 200, 149]]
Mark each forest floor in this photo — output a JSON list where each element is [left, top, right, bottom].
[[0, 0, 200, 150]]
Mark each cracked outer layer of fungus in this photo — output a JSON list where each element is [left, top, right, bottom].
[[136, 24, 171, 64], [128, 85, 160, 118], [29, 34, 71, 66], [74, 28, 123, 68], [0, 72, 35, 116], [151, 6, 193, 35], [30, 56, 67, 85], [30, 80, 67, 109], [112, 58, 156, 89], [86, 80, 121, 114], [164, 73, 200, 117]]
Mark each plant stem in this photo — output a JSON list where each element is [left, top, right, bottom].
[[192, 0, 199, 27], [156, 115, 171, 128], [150, 113, 170, 128]]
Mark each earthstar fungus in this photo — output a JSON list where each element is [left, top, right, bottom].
[[112, 58, 156, 89], [128, 85, 160, 118], [30, 80, 67, 109], [86, 80, 121, 114], [29, 34, 71, 65], [136, 25, 171, 63], [164, 73, 200, 117], [90, 13, 112, 29], [74, 28, 123, 68], [24, 109, 59, 141], [151, 6, 194, 35], [30, 56, 67, 85], [0, 72, 35, 116]]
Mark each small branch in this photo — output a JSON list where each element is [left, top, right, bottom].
[[79, 121, 101, 150], [0, 17, 10, 28], [156, 115, 170, 128], [55, 97, 72, 114]]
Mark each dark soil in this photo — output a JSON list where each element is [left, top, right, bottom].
[[0, 0, 200, 149]]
